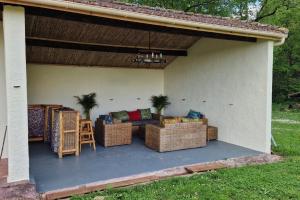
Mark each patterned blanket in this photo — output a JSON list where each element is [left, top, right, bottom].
[[28, 107, 45, 138]]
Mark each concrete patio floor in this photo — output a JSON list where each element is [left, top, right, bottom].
[[29, 137, 261, 193]]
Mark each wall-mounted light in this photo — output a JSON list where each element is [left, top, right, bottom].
[[109, 98, 114, 101], [202, 100, 206, 103], [13, 86, 21, 88]]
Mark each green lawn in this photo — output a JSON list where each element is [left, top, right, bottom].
[[72, 106, 300, 200]]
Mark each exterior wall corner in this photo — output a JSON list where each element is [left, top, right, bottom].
[[3, 5, 29, 182]]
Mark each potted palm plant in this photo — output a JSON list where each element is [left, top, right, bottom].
[[74, 92, 98, 120], [150, 95, 171, 115]]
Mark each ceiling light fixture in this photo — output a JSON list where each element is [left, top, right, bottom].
[[133, 32, 167, 65]]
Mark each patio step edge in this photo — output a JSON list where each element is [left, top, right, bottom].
[[185, 163, 226, 173]]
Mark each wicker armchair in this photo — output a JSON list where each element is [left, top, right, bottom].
[[95, 119, 132, 147], [145, 122, 207, 152]]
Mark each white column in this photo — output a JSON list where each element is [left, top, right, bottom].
[[0, 20, 8, 159], [3, 5, 29, 182], [264, 41, 274, 154]]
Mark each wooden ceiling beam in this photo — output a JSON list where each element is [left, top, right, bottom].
[[25, 7, 257, 43], [26, 37, 188, 56]]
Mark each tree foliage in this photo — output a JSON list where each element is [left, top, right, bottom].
[[122, 0, 257, 18], [259, 0, 300, 102], [121, 0, 300, 102]]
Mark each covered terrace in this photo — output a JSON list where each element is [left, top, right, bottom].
[[0, 0, 288, 199]]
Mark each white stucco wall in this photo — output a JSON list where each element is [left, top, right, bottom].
[[27, 65, 164, 122], [28, 38, 273, 153], [164, 38, 273, 153], [0, 22, 8, 159], [3, 6, 29, 182]]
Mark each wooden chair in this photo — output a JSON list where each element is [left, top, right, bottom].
[[79, 119, 96, 152]]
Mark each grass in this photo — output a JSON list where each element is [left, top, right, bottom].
[[72, 105, 300, 200]]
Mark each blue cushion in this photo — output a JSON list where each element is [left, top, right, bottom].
[[99, 115, 113, 124], [187, 110, 204, 119]]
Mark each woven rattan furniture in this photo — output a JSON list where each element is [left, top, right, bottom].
[[28, 104, 63, 142], [79, 119, 96, 152], [207, 126, 218, 141], [134, 113, 162, 139], [28, 105, 45, 142], [145, 122, 207, 152], [95, 119, 132, 147], [51, 109, 80, 158], [44, 104, 63, 142]]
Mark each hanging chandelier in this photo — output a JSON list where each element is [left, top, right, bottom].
[[133, 32, 167, 64]]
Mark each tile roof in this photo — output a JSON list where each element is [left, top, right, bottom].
[[65, 0, 288, 36]]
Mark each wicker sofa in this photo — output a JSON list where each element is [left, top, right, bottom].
[[132, 113, 161, 138], [95, 118, 132, 147], [145, 122, 207, 152]]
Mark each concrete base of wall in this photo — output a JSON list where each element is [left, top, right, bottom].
[[0, 180, 38, 200], [0, 159, 8, 185], [0, 159, 38, 200]]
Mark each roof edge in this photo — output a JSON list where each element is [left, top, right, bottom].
[[1, 0, 288, 43]]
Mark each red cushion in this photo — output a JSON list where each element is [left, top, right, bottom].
[[127, 110, 141, 121]]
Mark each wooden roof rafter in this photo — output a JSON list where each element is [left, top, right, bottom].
[[25, 6, 257, 43], [24, 6, 197, 69], [26, 37, 188, 57]]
